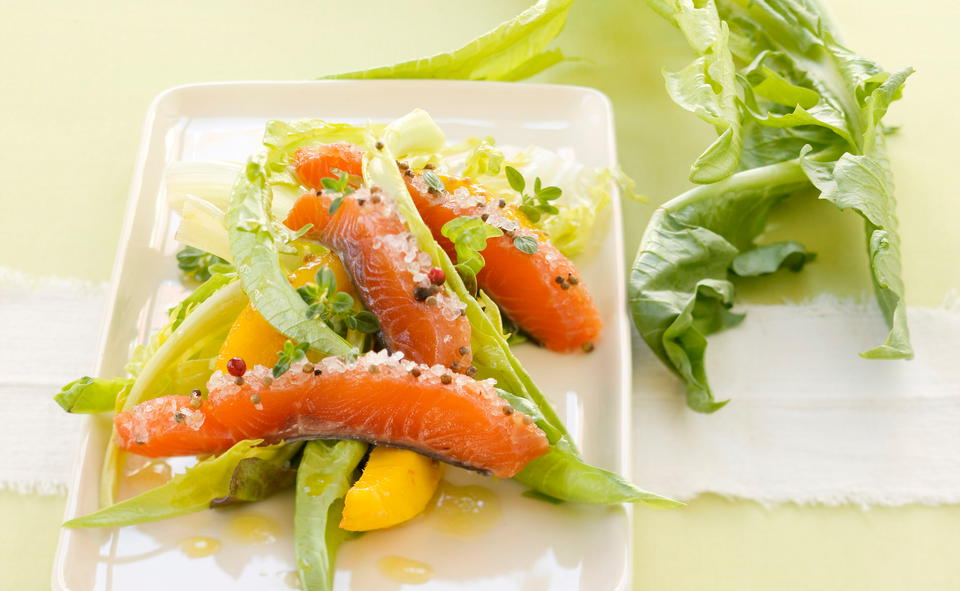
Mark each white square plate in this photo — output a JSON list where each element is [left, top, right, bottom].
[[53, 80, 633, 591]]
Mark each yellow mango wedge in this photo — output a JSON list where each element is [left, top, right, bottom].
[[214, 253, 353, 372], [340, 447, 442, 531]]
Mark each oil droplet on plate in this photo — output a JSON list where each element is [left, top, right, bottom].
[[432, 481, 501, 538], [178, 536, 221, 558], [283, 570, 302, 589], [377, 555, 434, 584], [227, 513, 279, 544], [122, 459, 172, 496]]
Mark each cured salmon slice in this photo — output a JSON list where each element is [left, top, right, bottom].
[[290, 143, 601, 352], [284, 188, 473, 371], [404, 173, 602, 352], [114, 352, 549, 478]]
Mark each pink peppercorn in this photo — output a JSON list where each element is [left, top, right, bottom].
[[226, 357, 247, 377], [428, 267, 446, 285]]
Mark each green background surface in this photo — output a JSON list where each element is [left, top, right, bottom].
[[2, 1, 958, 589]]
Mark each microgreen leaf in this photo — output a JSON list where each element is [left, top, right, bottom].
[[505, 165, 526, 193], [352, 311, 380, 334], [297, 284, 322, 305], [519, 204, 542, 223], [176, 246, 231, 283], [504, 167, 562, 222], [328, 197, 344, 215], [273, 340, 310, 378], [288, 223, 314, 242], [315, 268, 337, 297], [295, 266, 378, 337], [320, 170, 356, 195], [440, 216, 504, 292], [537, 186, 562, 201], [423, 169, 445, 193], [330, 292, 354, 315], [305, 302, 325, 320], [513, 235, 539, 254]]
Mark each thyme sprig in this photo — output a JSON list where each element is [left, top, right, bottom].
[[504, 165, 561, 223]]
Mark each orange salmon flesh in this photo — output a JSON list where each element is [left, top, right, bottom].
[[114, 352, 549, 478], [284, 188, 473, 371]]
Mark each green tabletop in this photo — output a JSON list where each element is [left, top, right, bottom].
[[3, 1, 958, 589]]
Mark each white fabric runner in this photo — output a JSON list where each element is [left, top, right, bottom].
[[2, 268, 959, 505], [0, 269, 106, 494], [633, 294, 960, 506]]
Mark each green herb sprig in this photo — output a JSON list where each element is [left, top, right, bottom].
[[441, 216, 504, 294], [273, 340, 311, 378], [504, 166, 562, 223], [320, 170, 357, 195], [176, 246, 231, 282], [296, 268, 380, 336], [422, 169, 445, 193], [321, 170, 360, 215]]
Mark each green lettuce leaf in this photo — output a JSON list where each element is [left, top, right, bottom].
[[226, 158, 355, 360], [326, 0, 573, 81], [631, 159, 812, 411], [294, 440, 366, 591], [633, 0, 914, 411], [124, 271, 236, 381], [70, 441, 299, 528], [209, 445, 304, 508], [800, 138, 911, 358], [54, 377, 132, 414], [651, 0, 742, 183], [731, 241, 815, 277], [514, 447, 681, 507]]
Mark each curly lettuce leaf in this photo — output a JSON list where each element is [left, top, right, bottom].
[[326, 0, 573, 81], [801, 139, 911, 358], [226, 158, 355, 360], [294, 440, 365, 591], [630, 158, 815, 412], [650, 0, 742, 183], [54, 377, 132, 414], [71, 441, 299, 527]]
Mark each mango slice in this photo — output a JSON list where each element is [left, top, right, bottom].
[[213, 253, 353, 372], [340, 447, 442, 531]]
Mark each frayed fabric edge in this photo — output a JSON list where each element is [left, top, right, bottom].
[[0, 479, 69, 497]]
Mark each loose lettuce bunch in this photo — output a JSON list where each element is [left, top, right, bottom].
[[631, 0, 914, 412]]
